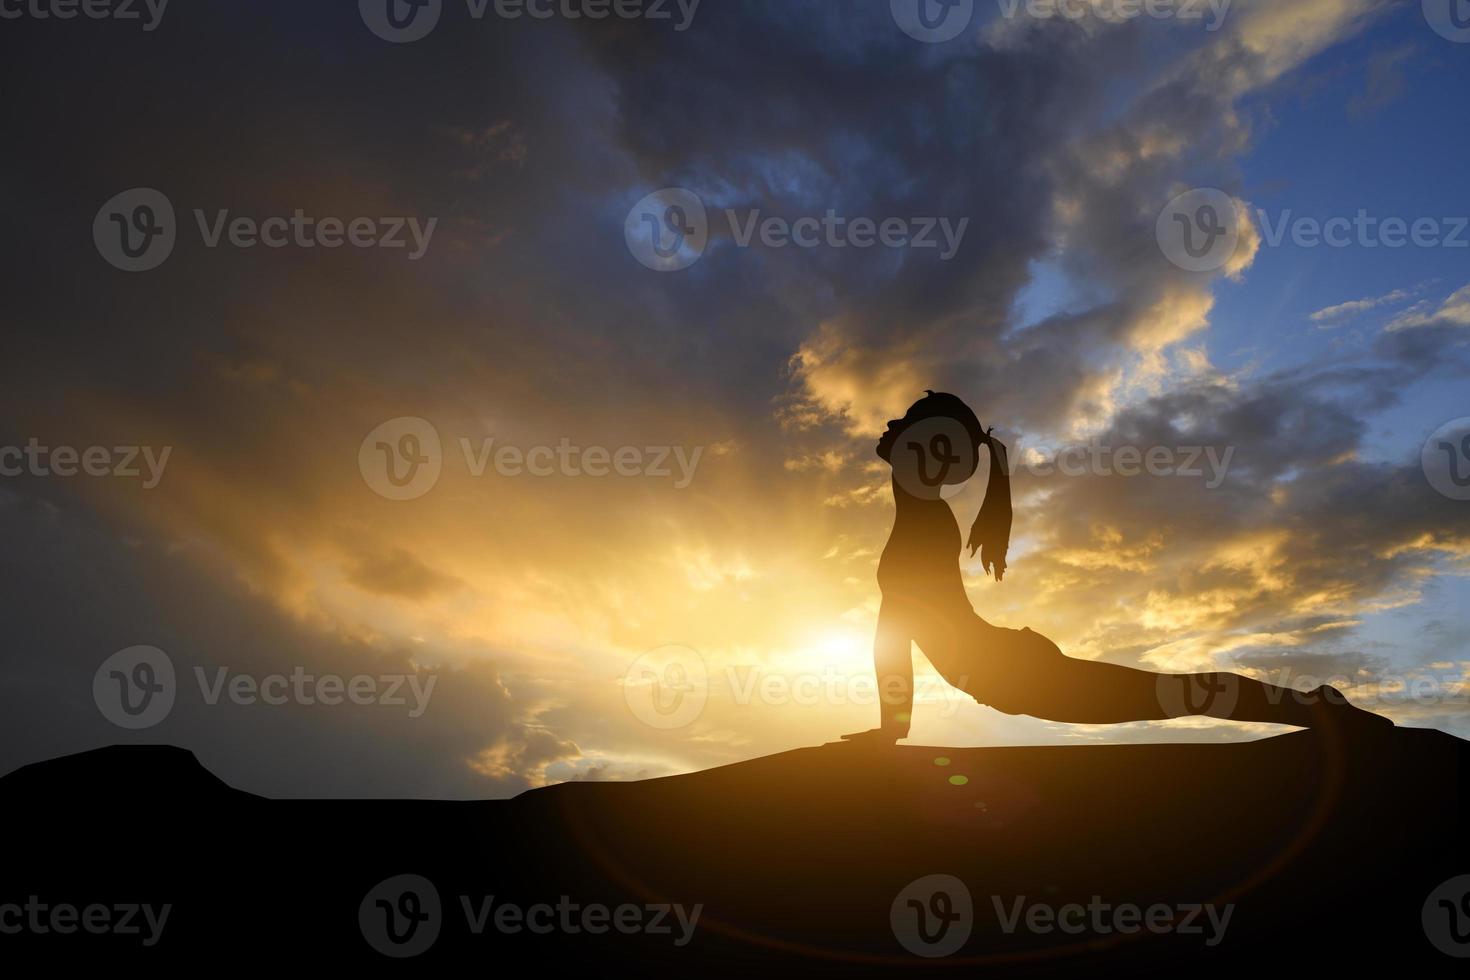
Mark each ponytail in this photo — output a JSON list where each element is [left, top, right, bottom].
[[968, 429, 1012, 581]]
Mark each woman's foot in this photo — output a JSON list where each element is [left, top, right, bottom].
[[1307, 685, 1394, 735]]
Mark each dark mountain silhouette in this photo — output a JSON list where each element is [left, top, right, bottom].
[[2, 744, 253, 802], [3, 729, 1467, 972]]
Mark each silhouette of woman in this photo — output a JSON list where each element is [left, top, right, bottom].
[[844, 391, 1391, 745]]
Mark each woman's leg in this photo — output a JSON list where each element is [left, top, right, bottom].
[[1003, 656, 1319, 726], [968, 626, 1387, 729]]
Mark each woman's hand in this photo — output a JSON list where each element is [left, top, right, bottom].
[[978, 426, 1010, 461]]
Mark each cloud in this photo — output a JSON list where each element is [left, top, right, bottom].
[[1310, 287, 1419, 326], [1388, 284, 1470, 331], [1005, 324, 1470, 698], [470, 727, 581, 786], [344, 548, 463, 599], [1348, 42, 1415, 117], [0, 492, 549, 798]]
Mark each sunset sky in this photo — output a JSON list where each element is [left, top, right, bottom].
[[2, 0, 1468, 797]]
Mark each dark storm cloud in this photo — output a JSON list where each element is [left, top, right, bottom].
[[0, 488, 549, 798], [556, 1, 1211, 435], [1008, 321, 1470, 682]]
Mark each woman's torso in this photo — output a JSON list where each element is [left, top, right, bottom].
[[877, 496, 988, 667]]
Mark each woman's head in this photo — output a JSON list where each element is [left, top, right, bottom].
[[878, 390, 1013, 579], [877, 390, 987, 487]]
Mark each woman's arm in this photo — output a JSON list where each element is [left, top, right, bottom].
[[841, 601, 914, 745], [874, 599, 914, 735]]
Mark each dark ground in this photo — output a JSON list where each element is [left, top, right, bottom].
[[2, 727, 1466, 973]]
